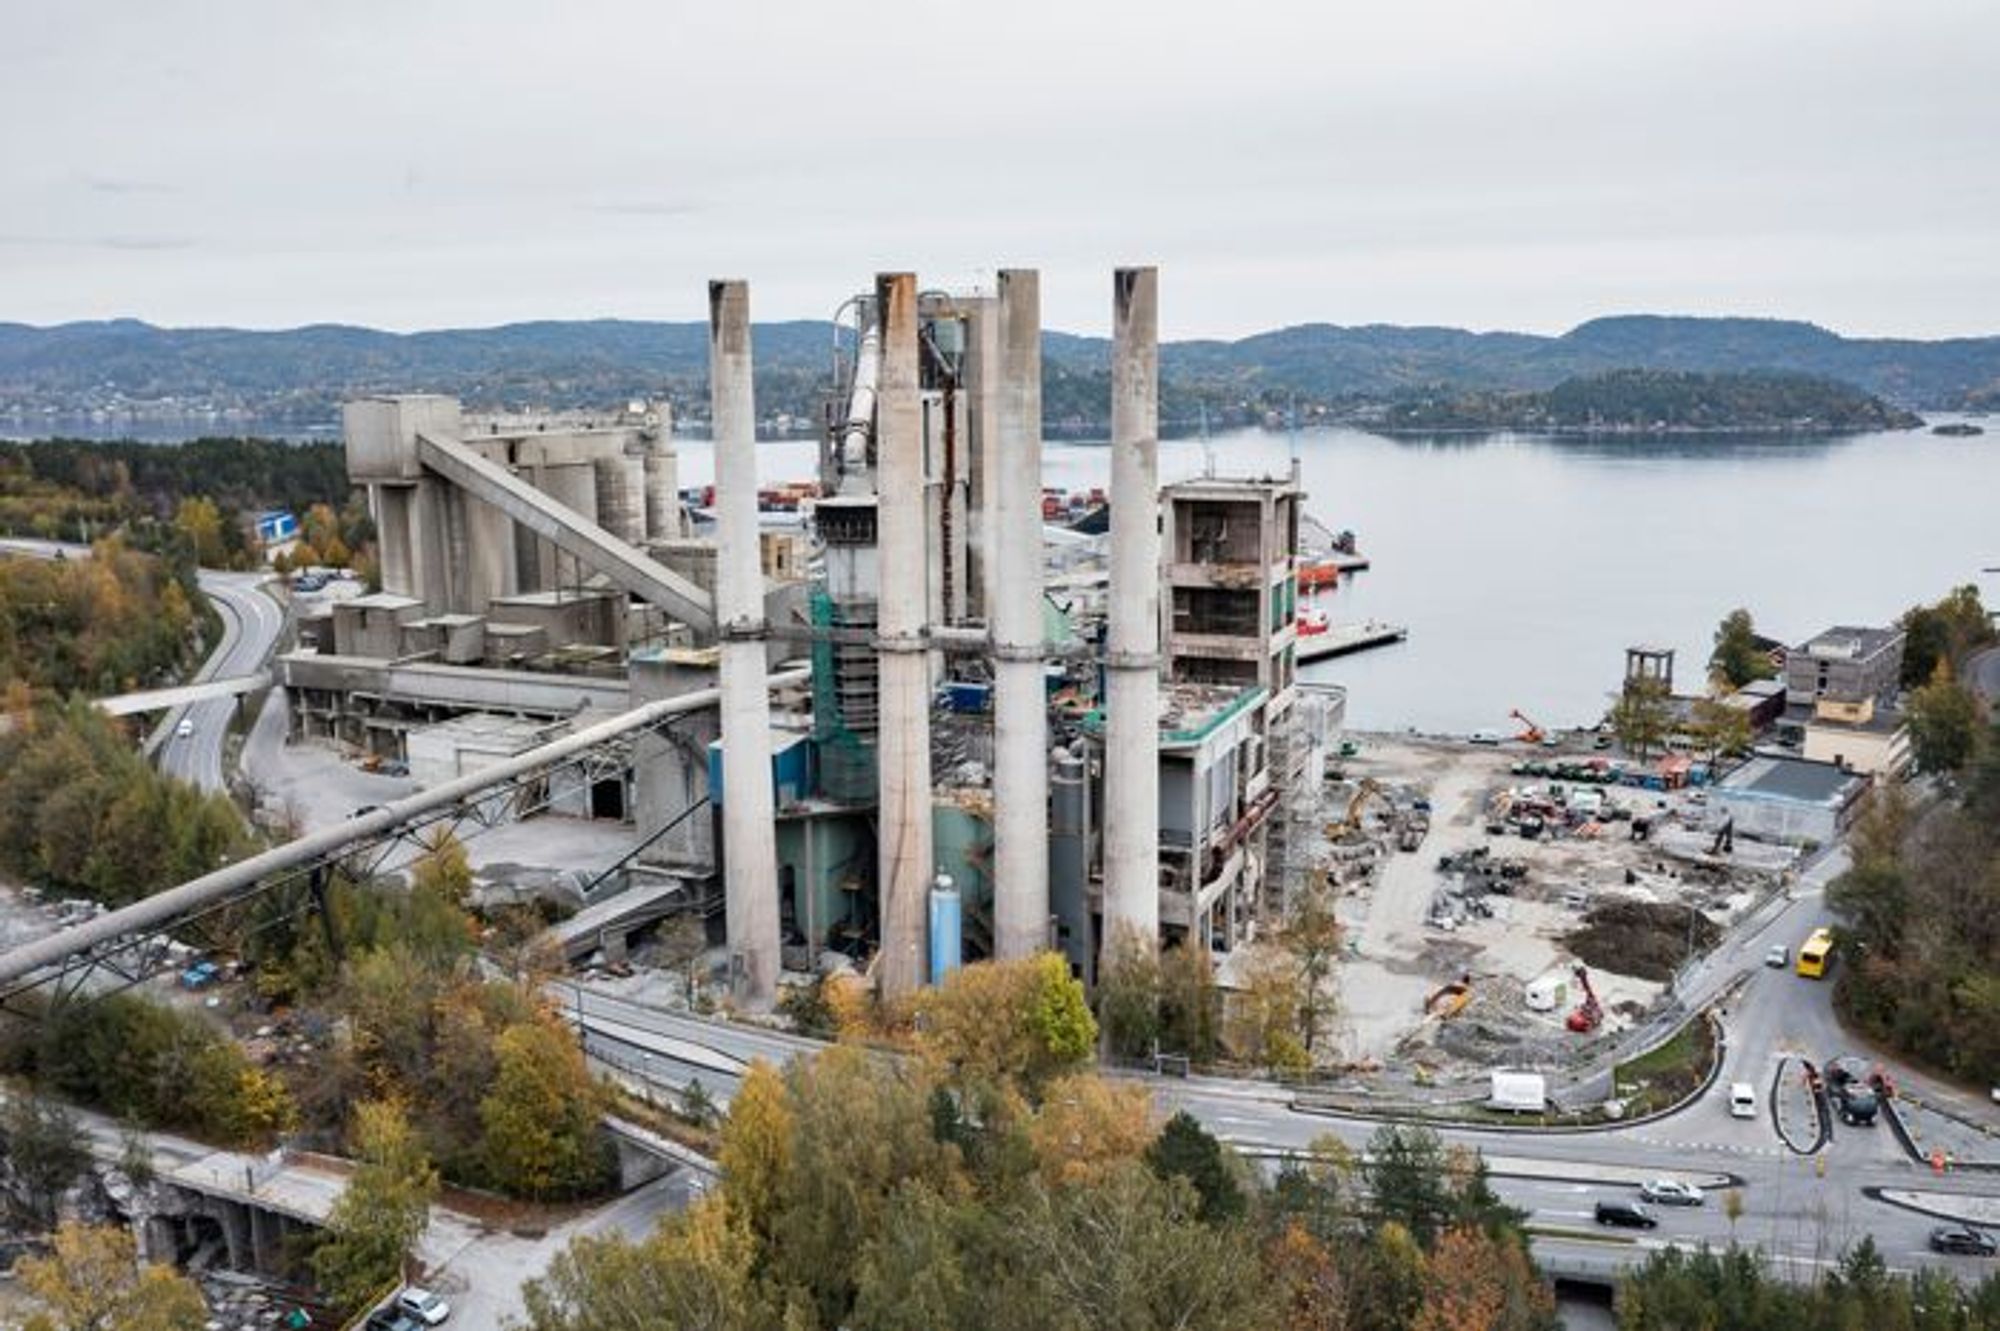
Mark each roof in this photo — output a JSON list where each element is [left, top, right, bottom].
[[340, 592, 423, 611], [1718, 755, 1865, 806], [1797, 625, 1902, 661]]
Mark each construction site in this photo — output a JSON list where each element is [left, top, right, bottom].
[[1316, 723, 1794, 1085]]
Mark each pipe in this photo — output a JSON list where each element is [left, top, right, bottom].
[[0, 669, 809, 992], [709, 279, 783, 1010], [990, 268, 1050, 960], [1103, 266, 1162, 949], [836, 315, 881, 497], [873, 272, 933, 999]]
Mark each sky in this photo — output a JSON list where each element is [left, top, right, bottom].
[[5, 0, 1997, 340]]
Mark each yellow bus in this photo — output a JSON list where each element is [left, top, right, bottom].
[[1797, 927, 1834, 979]]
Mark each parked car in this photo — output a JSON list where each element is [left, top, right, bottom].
[[1764, 944, 1790, 968], [1929, 1225, 1997, 1257], [364, 1311, 423, 1331], [396, 1287, 452, 1325], [1639, 1179, 1705, 1207], [1595, 1200, 1658, 1229]]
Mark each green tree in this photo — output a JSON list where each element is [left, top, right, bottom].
[[1688, 695, 1752, 762], [1900, 584, 1996, 688], [312, 1099, 438, 1314], [1158, 944, 1219, 1064], [479, 1018, 608, 1200], [1365, 1125, 1452, 1247], [1709, 608, 1775, 690], [0, 1093, 88, 1227], [1906, 662, 1982, 774], [18, 1221, 207, 1331], [1094, 925, 1162, 1060], [1609, 676, 1674, 760], [1144, 1110, 1245, 1224], [918, 953, 1095, 1096]]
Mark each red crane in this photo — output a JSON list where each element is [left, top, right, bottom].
[[1566, 964, 1603, 1033]]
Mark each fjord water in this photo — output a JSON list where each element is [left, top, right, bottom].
[[672, 420, 1996, 734]]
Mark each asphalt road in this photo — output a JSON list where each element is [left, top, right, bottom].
[[1971, 645, 2000, 715], [561, 870, 2000, 1286], [154, 570, 285, 793]]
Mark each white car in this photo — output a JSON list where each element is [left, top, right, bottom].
[[1640, 1178, 1706, 1207], [1764, 944, 1790, 968], [174, 717, 194, 739], [397, 1289, 451, 1326]]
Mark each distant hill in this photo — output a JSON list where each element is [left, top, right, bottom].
[[1, 313, 1995, 435], [1382, 369, 1923, 433]]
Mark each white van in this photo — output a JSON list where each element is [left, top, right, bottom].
[[1729, 1082, 1757, 1119]]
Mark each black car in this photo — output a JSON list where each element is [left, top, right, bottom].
[[1930, 1225, 1997, 1257], [365, 1312, 423, 1331], [1595, 1200, 1658, 1229]]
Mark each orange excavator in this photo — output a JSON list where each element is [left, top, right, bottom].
[[1510, 709, 1547, 745], [1566, 964, 1603, 1033]]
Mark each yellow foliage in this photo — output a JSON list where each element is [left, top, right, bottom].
[[1026, 1073, 1155, 1186]]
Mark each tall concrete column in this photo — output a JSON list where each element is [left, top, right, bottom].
[[709, 280, 782, 1009], [991, 268, 1050, 960], [874, 272, 934, 998], [643, 399, 681, 541], [1103, 267, 1162, 948], [963, 296, 1000, 623]]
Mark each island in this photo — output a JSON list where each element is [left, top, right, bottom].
[[1380, 368, 1923, 434]]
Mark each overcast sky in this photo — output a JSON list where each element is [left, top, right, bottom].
[[6, 0, 1996, 340]]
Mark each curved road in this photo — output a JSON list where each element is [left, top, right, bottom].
[[154, 571, 285, 793]]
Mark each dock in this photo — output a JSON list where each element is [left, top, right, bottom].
[[1297, 620, 1407, 662]]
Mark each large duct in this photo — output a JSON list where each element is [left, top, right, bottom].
[[709, 279, 782, 1009], [1103, 267, 1162, 948], [990, 268, 1050, 960], [873, 272, 933, 998], [963, 296, 1000, 623], [642, 399, 681, 541]]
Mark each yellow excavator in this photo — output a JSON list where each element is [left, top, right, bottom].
[[1327, 777, 1392, 842], [1424, 973, 1473, 1020]]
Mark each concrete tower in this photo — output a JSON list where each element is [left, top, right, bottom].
[[709, 280, 781, 1009], [1103, 267, 1162, 947], [991, 269, 1051, 960], [873, 272, 934, 998]]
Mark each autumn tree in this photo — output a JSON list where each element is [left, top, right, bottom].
[[1413, 1226, 1557, 1331], [1281, 871, 1344, 1056], [717, 1061, 793, 1248], [17, 1221, 207, 1331], [1709, 608, 1775, 690], [312, 1099, 438, 1314], [517, 1200, 772, 1331], [172, 496, 227, 569], [1899, 584, 1996, 688], [916, 952, 1095, 1096], [1027, 1073, 1154, 1186], [1158, 943, 1220, 1064], [478, 1017, 609, 1200]]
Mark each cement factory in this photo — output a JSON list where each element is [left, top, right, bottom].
[[273, 268, 1342, 1008]]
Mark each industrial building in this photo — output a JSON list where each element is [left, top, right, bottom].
[[275, 266, 1339, 1007]]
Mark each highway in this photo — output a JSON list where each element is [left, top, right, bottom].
[[0, 537, 287, 794]]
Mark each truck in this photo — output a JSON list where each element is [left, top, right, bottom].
[[1489, 1070, 1548, 1114]]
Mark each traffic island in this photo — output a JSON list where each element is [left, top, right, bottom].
[[1771, 1056, 1829, 1154]]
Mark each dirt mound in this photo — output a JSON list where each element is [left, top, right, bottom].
[[1563, 900, 1719, 981]]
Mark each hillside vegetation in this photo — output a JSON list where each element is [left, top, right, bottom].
[[1383, 369, 1922, 433], [5, 313, 1997, 433]]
